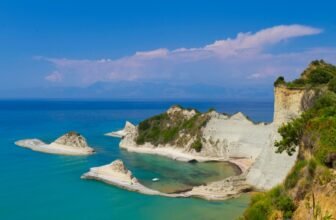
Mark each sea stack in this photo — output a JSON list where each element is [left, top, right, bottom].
[[15, 131, 94, 156]]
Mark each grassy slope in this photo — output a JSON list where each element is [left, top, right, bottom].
[[135, 106, 210, 152], [242, 60, 336, 220]]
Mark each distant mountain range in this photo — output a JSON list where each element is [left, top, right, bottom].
[[0, 81, 273, 101]]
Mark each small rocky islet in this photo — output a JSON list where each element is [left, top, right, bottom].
[[15, 131, 94, 156]]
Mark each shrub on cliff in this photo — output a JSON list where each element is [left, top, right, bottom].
[[274, 76, 285, 86], [307, 69, 333, 85], [191, 138, 202, 152], [328, 77, 336, 93], [242, 186, 295, 220]]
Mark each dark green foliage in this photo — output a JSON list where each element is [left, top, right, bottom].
[[307, 69, 333, 85], [191, 138, 202, 152], [274, 76, 285, 86], [136, 113, 171, 145], [275, 118, 305, 156], [328, 77, 336, 93]]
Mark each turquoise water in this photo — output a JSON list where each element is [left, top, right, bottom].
[[0, 100, 273, 220]]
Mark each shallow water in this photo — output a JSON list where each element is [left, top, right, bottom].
[[0, 100, 273, 220], [124, 152, 241, 193]]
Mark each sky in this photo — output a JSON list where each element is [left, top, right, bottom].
[[1, 0, 336, 100]]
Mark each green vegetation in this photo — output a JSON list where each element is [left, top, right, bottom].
[[284, 160, 308, 189], [242, 186, 295, 220], [328, 77, 336, 93], [276, 60, 336, 89], [136, 106, 210, 151], [191, 138, 203, 152], [274, 76, 285, 86]]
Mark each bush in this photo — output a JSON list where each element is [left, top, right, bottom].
[[274, 76, 285, 86], [191, 138, 202, 152], [307, 69, 333, 85], [328, 77, 336, 93], [243, 186, 295, 220], [275, 117, 305, 156]]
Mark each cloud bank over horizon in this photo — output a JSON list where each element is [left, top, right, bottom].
[[25, 24, 335, 99], [39, 24, 334, 87]]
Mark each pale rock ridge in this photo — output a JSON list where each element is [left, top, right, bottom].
[[105, 121, 136, 138], [166, 105, 197, 120]]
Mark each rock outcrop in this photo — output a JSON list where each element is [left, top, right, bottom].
[[15, 131, 94, 156], [53, 131, 90, 148], [273, 85, 316, 127], [105, 121, 136, 138]]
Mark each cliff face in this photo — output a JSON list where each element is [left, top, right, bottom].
[[245, 86, 318, 189], [273, 85, 316, 127]]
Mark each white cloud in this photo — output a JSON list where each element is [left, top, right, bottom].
[[203, 24, 322, 56], [45, 71, 63, 82], [40, 24, 327, 86]]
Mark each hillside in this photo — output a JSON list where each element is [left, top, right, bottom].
[[242, 60, 336, 220], [135, 105, 209, 152]]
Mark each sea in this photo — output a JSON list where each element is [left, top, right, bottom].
[[0, 100, 273, 220]]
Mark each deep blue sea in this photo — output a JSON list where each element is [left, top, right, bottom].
[[0, 100, 273, 220]]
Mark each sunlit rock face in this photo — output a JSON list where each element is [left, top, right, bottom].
[[53, 131, 89, 148], [273, 85, 316, 127]]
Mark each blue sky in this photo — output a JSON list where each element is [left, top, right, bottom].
[[1, 0, 336, 99]]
